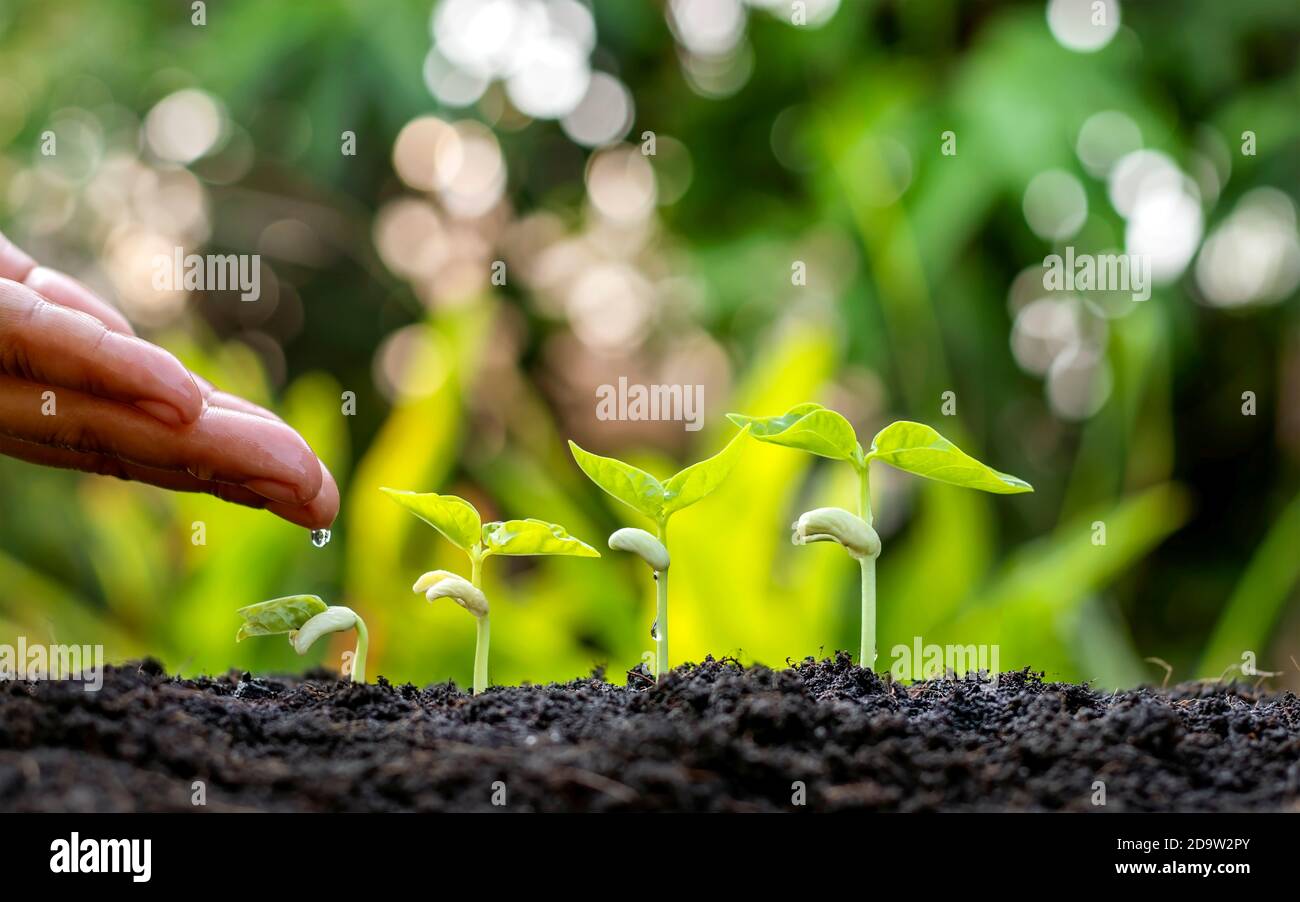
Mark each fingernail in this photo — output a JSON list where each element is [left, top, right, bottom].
[[135, 400, 184, 426], [245, 479, 304, 505]]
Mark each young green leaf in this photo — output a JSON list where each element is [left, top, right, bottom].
[[235, 594, 328, 641], [379, 488, 482, 551], [726, 403, 859, 461], [868, 421, 1033, 494], [661, 425, 750, 516], [481, 519, 601, 558], [567, 440, 666, 520]]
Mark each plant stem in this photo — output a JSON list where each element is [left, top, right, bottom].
[[857, 463, 877, 670], [858, 460, 874, 527], [655, 519, 669, 680], [468, 548, 488, 693], [473, 615, 489, 695], [859, 557, 876, 671], [350, 616, 368, 683]]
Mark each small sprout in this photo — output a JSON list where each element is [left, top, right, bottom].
[[570, 426, 749, 680], [291, 607, 361, 655], [1143, 656, 1174, 690], [608, 527, 670, 572], [381, 487, 599, 694], [415, 570, 489, 618], [792, 507, 880, 560], [235, 594, 369, 683], [728, 404, 1031, 670]]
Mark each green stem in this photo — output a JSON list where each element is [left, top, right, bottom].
[[858, 459, 874, 528], [857, 462, 877, 670], [473, 615, 489, 695], [469, 547, 488, 694], [350, 616, 368, 683], [655, 519, 669, 680], [859, 557, 876, 671]]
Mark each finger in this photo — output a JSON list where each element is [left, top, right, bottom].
[[191, 374, 285, 423], [126, 457, 339, 528], [0, 436, 339, 529], [188, 379, 341, 525], [23, 266, 135, 335], [0, 231, 36, 282], [282, 460, 339, 528], [0, 280, 202, 425], [0, 376, 324, 504], [0, 231, 133, 334], [163, 376, 334, 521]]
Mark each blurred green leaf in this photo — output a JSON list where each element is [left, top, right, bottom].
[[940, 483, 1191, 681], [1199, 491, 1300, 677]]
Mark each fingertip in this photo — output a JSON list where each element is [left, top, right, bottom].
[[314, 461, 341, 525], [194, 405, 323, 503], [111, 335, 204, 425], [267, 462, 340, 530], [134, 399, 185, 426], [263, 426, 323, 504], [292, 441, 325, 503], [175, 371, 204, 423], [245, 478, 306, 505]]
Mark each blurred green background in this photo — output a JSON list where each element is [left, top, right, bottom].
[[1, 0, 1298, 689]]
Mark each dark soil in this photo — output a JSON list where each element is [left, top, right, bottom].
[[2, 654, 1298, 812]]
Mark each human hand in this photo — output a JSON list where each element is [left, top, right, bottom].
[[0, 232, 338, 530]]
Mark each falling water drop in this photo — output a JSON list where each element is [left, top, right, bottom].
[[310, 528, 331, 548]]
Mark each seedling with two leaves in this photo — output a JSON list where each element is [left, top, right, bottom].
[[381, 487, 600, 694], [236, 595, 369, 682], [727, 404, 1032, 670], [569, 426, 749, 680]]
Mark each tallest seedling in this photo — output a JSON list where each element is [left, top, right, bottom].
[[727, 404, 1031, 669], [569, 427, 749, 679]]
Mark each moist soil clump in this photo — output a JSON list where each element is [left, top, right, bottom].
[[2, 653, 1297, 812]]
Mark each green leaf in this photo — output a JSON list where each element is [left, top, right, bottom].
[[235, 594, 328, 642], [726, 403, 859, 461], [662, 426, 750, 516], [379, 488, 482, 551], [568, 441, 666, 520], [868, 421, 1032, 494], [481, 519, 601, 558]]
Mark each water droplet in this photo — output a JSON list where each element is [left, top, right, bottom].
[[650, 619, 660, 641], [310, 528, 331, 548]]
